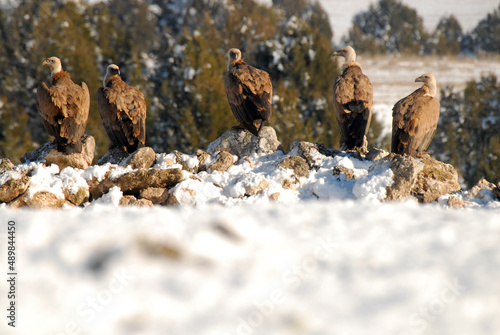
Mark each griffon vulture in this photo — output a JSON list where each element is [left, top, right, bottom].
[[391, 73, 440, 156], [36, 57, 90, 153], [332, 46, 373, 151], [224, 48, 272, 136], [96, 64, 147, 153]]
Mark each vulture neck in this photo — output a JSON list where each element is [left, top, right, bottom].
[[342, 61, 362, 72], [425, 82, 437, 98], [104, 74, 120, 87], [51, 71, 70, 84], [228, 59, 244, 71]]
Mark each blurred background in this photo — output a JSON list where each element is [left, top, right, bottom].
[[0, 0, 499, 188]]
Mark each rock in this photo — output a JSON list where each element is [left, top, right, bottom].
[[88, 168, 184, 200], [120, 147, 156, 169], [366, 147, 389, 161], [371, 153, 423, 201], [10, 191, 68, 209], [333, 165, 355, 180], [281, 177, 300, 190], [63, 186, 89, 206], [269, 192, 280, 202], [207, 151, 235, 173], [372, 153, 461, 203], [465, 178, 496, 200], [0, 171, 31, 203], [119, 195, 154, 207], [171, 150, 202, 173], [22, 136, 95, 170], [447, 196, 467, 209], [21, 141, 56, 163], [412, 154, 461, 203], [278, 156, 309, 178], [207, 126, 281, 157], [196, 150, 210, 172], [139, 187, 170, 204], [97, 147, 129, 165], [244, 178, 269, 196], [0, 158, 15, 173], [165, 192, 180, 206], [288, 141, 340, 167]]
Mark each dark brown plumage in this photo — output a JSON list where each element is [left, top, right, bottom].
[[332, 46, 373, 151], [96, 64, 147, 153], [36, 57, 90, 153], [391, 73, 440, 156], [224, 48, 272, 136]]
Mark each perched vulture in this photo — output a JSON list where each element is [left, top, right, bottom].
[[224, 48, 272, 136], [332, 46, 373, 151], [96, 64, 147, 152], [391, 73, 440, 156], [36, 57, 90, 153]]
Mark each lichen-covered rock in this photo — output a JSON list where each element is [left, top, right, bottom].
[[412, 155, 461, 203], [97, 147, 130, 165], [207, 126, 281, 157], [120, 147, 156, 169], [119, 195, 154, 207], [22, 136, 95, 170], [88, 168, 184, 200], [371, 153, 423, 201], [0, 171, 31, 203], [207, 151, 235, 173], [333, 165, 355, 180], [10, 191, 68, 209], [139, 187, 170, 204], [288, 141, 340, 167], [278, 156, 309, 178], [63, 187, 89, 206], [366, 147, 389, 161], [244, 178, 269, 196], [196, 150, 210, 173], [0, 158, 15, 173]]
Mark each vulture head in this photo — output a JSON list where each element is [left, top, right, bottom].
[[226, 48, 242, 70], [415, 73, 437, 97], [333, 46, 356, 63], [103, 64, 120, 87], [42, 57, 63, 77]]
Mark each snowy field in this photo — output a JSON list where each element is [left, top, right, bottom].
[[1, 201, 500, 335], [1, 144, 500, 334]]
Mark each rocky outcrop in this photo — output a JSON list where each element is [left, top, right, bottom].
[[22, 135, 95, 170], [288, 141, 340, 167], [371, 153, 460, 203], [88, 168, 184, 200], [119, 147, 156, 169], [207, 127, 281, 157], [278, 156, 309, 178], [0, 170, 31, 203], [207, 151, 235, 173]]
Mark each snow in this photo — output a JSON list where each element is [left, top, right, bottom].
[[1, 199, 500, 335]]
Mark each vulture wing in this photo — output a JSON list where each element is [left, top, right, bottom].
[[333, 65, 373, 149], [392, 87, 440, 155]]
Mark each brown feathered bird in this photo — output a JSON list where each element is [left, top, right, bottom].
[[36, 57, 90, 153], [332, 46, 373, 151], [224, 48, 272, 136], [96, 64, 147, 153], [391, 73, 440, 156]]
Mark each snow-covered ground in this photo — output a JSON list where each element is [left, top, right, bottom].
[[1, 146, 500, 335], [1, 200, 500, 335]]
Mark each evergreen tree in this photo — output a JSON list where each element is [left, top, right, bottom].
[[468, 5, 500, 54], [345, 0, 428, 55], [431, 15, 463, 56]]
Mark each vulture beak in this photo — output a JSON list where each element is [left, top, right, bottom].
[[415, 76, 423, 83], [42, 59, 48, 66]]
